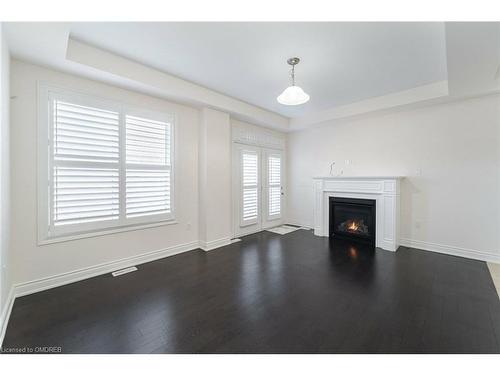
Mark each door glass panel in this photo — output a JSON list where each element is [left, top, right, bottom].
[[241, 151, 259, 224], [268, 154, 281, 218]]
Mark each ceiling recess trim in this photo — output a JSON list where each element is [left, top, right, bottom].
[[65, 37, 289, 131], [289, 81, 449, 130]]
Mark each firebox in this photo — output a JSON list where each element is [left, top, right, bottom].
[[329, 197, 376, 245]]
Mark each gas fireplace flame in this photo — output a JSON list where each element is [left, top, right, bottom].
[[347, 220, 360, 231], [337, 219, 369, 236]]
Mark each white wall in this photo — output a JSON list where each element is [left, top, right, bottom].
[[10, 60, 200, 285], [0, 25, 12, 316], [287, 94, 500, 261]]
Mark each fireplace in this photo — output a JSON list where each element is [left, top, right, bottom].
[[314, 177, 401, 251], [329, 197, 376, 245]]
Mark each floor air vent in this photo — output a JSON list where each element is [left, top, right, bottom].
[[112, 266, 138, 277]]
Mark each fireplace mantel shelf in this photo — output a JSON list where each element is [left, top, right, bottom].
[[313, 176, 405, 180], [313, 176, 403, 251]]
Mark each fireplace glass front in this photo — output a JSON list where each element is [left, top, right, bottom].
[[329, 197, 376, 245]]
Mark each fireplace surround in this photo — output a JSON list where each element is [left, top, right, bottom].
[[313, 176, 403, 251]]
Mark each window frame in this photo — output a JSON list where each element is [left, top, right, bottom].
[[37, 83, 176, 245]]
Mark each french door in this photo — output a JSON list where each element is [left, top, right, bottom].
[[232, 144, 284, 237]]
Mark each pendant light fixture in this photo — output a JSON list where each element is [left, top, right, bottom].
[[277, 57, 310, 106]]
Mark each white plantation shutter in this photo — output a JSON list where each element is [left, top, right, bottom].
[[125, 115, 170, 165], [52, 100, 120, 231], [53, 101, 120, 163], [53, 167, 119, 225], [267, 154, 281, 218], [241, 150, 259, 225], [42, 87, 175, 241], [125, 115, 172, 219]]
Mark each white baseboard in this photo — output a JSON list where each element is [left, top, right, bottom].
[[400, 238, 500, 264], [13, 240, 200, 298], [199, 237, 231, 251], [0, 287, 15, 348]]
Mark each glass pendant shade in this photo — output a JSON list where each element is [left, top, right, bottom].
[[277, 85, 310, 106]]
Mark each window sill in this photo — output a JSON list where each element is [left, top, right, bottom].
[[38, 219, 178, 246]]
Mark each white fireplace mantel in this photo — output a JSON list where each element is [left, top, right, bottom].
[[313, 176, 404, 251]]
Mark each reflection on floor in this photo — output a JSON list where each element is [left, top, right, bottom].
[[3, 230, 500, 353]]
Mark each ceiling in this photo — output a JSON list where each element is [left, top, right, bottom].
[[4, 22, 449, 118]]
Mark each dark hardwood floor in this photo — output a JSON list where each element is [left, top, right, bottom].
[[3, 229, 500, 353]]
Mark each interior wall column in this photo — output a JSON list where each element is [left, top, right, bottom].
[[198, 108, 232, 250]]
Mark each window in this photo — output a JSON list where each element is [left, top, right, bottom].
[[38, 86, 175, 242]]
